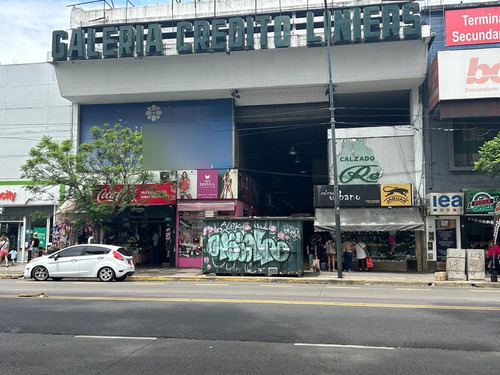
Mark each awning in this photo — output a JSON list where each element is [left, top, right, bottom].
[[177, 201, 236, 212], [314, 207, 424, 232]]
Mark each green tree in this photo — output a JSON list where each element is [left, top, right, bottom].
[[21, 123, 155, 236], [474, 131, 500, 179]]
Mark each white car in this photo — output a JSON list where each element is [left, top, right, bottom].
[[24, 244, 135, 282]]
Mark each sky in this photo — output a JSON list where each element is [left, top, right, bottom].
[[0, 0, 163, 65]]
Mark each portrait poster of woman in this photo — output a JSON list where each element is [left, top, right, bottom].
[[177, 170, 197, 200], [218, 169, 238, 199]]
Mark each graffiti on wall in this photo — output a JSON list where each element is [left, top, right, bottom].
[[202, 220, 302, 273]]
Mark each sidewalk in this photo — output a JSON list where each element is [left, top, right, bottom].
[[1, 264, 499, 287]]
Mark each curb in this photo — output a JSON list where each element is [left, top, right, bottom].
[[2, 273, 499, 288]]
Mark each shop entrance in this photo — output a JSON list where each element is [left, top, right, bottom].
[[235, 91, 411, 216], [110, 205, 175, 267]]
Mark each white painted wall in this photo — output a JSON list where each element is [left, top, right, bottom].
[[0, 63, 74, 182]]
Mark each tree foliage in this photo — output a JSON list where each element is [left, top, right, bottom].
[[474, 131, 500, 180], [21, 123, 154, 230]]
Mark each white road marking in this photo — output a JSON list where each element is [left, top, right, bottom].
[[259, 284, 293, 287], [195, 283, 229, 286], [75, 335, 157, 340], [294, 343, 394, 350]]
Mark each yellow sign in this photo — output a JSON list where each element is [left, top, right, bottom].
[[380, 184, 412, 206]]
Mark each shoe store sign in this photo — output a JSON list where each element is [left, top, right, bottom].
[[51, 3, 420, 61], [314, 183, 412, 207]]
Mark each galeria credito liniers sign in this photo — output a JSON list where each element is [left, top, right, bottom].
[[52, 3, 421, 61]]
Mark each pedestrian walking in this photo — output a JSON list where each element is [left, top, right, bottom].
[[0, 234, 10, 267], [325, 237, 335, 271]]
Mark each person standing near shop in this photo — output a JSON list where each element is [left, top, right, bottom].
[[354, 236, 370, 271], [342, 237, 355, 272], [306, 234, 318, 271], [152, 230, 160, 264], [325, 236, 335, 272], [487, 240, 500, 273], [27, 233, 40, 261]]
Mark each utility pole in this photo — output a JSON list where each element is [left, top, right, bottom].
[[324, 1, 343, 278]]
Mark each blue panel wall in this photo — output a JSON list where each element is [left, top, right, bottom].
[[80, 99, 233, 170]]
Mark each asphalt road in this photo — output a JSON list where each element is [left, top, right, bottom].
[[0, 280, 499, 374]]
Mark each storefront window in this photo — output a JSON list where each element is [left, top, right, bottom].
[[178, 210, 235, 259], [178, 212, 203, 258]]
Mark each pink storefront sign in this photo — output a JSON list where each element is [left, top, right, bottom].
[[197, 170, 218, 199]]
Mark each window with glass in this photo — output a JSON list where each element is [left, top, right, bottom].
[[178, 210, 235, 258], [452, 119, 498, 169]]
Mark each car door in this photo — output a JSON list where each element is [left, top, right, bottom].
[[79, 246, 109, 277], [48, 246, 84, 277]]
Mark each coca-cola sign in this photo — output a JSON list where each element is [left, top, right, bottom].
[[95, 183, 176, 205]]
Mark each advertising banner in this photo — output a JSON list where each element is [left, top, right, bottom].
[[197, 170, 218, 199], [465, 190, 500, 214], [34, 227, 47, 249], [436, 49, 500, 101], [314, 184, 381, 207], [177, 170, 198, 200], [0, 185, 60, 206], [494, 201, 500, 246], [96, 183, 177, 205], [445, 7, 500, 47]]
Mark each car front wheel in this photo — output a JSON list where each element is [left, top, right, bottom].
[[32, 266, 49, 281], [98, 267, 115, 282]]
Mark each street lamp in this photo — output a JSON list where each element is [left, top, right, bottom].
[[324, 1, 343, 278]]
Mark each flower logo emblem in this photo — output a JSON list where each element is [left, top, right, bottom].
[[146, 104, 162, 121]]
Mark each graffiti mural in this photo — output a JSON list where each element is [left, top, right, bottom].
[[202, 219, 303, 276]]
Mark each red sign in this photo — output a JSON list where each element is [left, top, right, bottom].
[[445, 7, 500, 46], [96, 183, 176, 205]]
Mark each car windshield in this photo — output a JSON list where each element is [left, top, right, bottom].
[[117, 247, 133, 257]]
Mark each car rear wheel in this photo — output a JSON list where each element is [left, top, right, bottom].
[[98, 267, 115, 282], [32, 266, 49, 281], [115, 275, 127, 281]]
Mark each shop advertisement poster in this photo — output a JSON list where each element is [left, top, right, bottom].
[[313, 184, 380, 207], [435, 219, 457, 262], [96, 183, 177, 204], [177, 169, 239, 200], [380, 184, 412, 207], [197, 170, 218, 199], [177, 170, 198, 200], [465, 190, 500, 214], [34, 227, 47, 249], [218, 169, 238, 199]]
